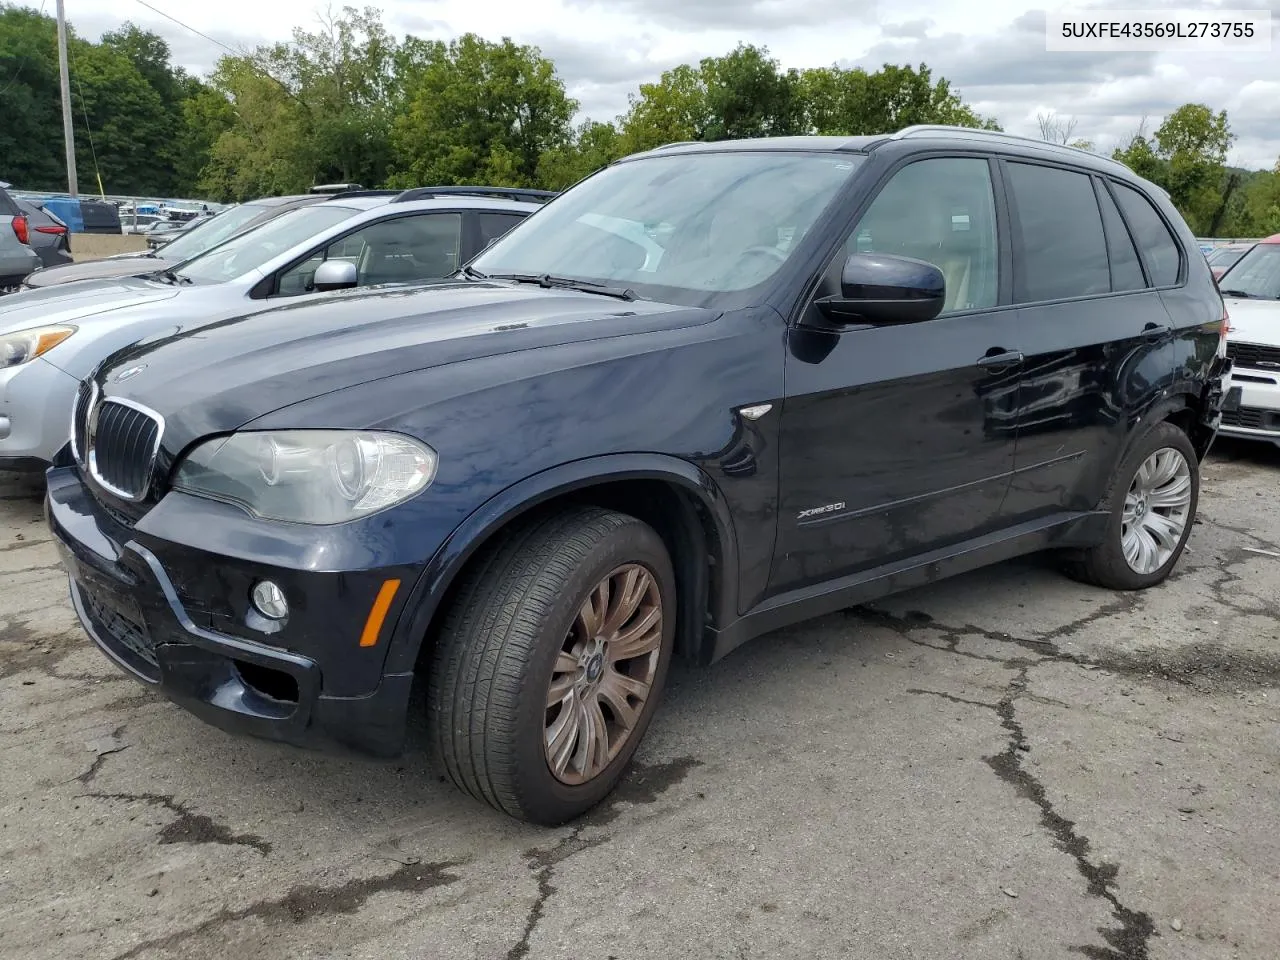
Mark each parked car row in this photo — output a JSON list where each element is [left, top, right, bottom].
[[1216, 234, 1280, 445], [10, 127, 1234, 826], [1, 184, 552, 470]]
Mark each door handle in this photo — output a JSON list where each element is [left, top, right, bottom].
[[1141, 323, 1171, 342], [977, 349, 1024, 369]]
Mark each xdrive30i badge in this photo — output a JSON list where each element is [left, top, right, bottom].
[[798, 502, 846, 521]]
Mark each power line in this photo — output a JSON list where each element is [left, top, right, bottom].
[[133, 0, 245, 58]]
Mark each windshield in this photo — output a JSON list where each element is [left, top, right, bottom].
[[470, 151, 863, 305], [175, 204, 358, 284], [1207, 246, 1248, 268], [1219, 243, 1280, 300], [157, 206, 260, 258]]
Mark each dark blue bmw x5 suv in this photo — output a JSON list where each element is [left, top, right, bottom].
[[48, 126, 1230, 825]]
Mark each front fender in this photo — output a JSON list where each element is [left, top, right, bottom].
[[380, 452, 740, 676]]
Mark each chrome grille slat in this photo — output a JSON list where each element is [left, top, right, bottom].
[[77, 393, 165, 502], [1226, 341, 1280, 370], [71, 379, 94, 461]]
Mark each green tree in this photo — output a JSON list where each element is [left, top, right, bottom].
[[618, 63, 711, 153], [536, 120, 622, 189], [797, 62, 999, 135], [699, 44, 802, 140], [0, 4, 65, 189], [1113, 105, 1233, 234], [197, 5, 399, 199], [389, 34, 576, 187]]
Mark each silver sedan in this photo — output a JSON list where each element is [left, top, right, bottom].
[[0, 192, 540, 471]]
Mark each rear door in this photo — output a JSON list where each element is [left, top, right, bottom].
[[998, 160, 1179, 523]]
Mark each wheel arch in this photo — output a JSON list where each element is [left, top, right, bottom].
[[383, 454, 740, 678], [1134, 389, 1213, 462]]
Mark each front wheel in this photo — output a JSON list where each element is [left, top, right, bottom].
[[427, 506, 676, 825], [1063, 421, 1199, 590]]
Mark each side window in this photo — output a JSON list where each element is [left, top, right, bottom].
[[1005, 162, 1110, 303], [845, 157, 998, 313], [1096, 183, 1146, 292], [275, 213, 463, 296], [477, 212, 525, 251], [1111, 182, 1182, 287], [357, 213, 462, 286]]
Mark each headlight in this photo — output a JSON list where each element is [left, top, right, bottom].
[[173, 430, 438, 524], [0, 325, 76, 369]]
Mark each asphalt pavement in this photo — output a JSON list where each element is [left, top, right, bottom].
[[2, 442, 1278, 960]]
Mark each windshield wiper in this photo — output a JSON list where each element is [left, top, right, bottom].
[[459, 264, 488, 280], [1219, 289, 1259, 299], [157, 269, 193, 285], [488, 272, 637, 301]]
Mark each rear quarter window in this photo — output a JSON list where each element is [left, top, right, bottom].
[[1111, 182, 1182, 287]]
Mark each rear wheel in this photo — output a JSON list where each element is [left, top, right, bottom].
[[427, 506, 676, 825], [1063, 421, 1198, 590]]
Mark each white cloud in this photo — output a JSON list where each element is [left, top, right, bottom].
[[33, 0, 1280, 168]]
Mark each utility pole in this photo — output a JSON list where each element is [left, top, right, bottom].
[[55, 0, 78, 196]]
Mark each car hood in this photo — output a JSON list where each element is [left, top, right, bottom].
[[23, 256, 174, 288], [0, 276, 183, 334], [1224, 297, 1280, 348], [97, 280, 718, 445]]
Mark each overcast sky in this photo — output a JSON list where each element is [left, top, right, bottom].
[[46, 0, 1280, 168]]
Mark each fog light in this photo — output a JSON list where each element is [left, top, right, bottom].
[[251, 580, 289, 620]]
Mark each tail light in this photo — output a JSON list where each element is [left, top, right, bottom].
[[12, 215, 28, 245], [35, 224, 67, 235]]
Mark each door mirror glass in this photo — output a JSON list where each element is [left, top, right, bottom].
[[313, 259, 358, 292], [816, 253, 946, 325]]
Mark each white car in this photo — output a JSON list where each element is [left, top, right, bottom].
[[1218, 234, 1280, 445]]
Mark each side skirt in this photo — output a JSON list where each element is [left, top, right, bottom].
[[704, 510, 1109, 664]]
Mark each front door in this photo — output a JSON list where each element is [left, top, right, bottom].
[[770, 155, 1021, 594]]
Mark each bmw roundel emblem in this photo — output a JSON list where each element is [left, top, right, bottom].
[[113, 364, 147, 383]]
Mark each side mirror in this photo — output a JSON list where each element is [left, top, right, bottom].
[[312, 259, 358, 292], [815, 253, 946, 326]]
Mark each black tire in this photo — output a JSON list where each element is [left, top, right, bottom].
[[427, 506, 677, 825], [1062, 421, 1199, 590]]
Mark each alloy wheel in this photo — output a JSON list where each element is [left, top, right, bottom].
[[1121, 447, 1193, 575], [544, 563, 663, 785]]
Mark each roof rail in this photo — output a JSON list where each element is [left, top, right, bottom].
[[390, 186, 558, 205], [653, 141, 700, 150], [890, 125, 1131, 172], [310, 182, 364, 194], [322, 189, 403, 201]]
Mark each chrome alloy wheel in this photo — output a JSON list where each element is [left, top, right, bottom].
[[1121, 447, 1193, 575], [544, 564, 663, 785]]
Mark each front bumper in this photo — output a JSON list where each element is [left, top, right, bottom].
[[1220, 365, 1280, 445], [46, 466, 415, 757], [0, 356, 79, 467]]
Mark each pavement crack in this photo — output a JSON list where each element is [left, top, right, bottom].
[[906, 688, 1000, 710], [73, 725, 128, 785], [985, 666, 1155, 960], [109, 858, 465, 960], [508, 826, 608, 960], [82, 792, 273, 856]]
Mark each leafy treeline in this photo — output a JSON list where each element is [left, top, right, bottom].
[[1, 3, 1276, 237]]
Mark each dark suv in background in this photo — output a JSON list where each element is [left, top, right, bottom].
[[0, 181, 40, 291], [49, 126, 1229, 826]]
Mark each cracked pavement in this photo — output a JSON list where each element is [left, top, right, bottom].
[[2, 441, 1279, 960]]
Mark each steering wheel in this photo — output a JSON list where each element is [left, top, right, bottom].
[[740, 245, 787, 263]]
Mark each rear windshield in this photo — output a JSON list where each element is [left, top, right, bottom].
[[1218, 243, 1280, 301]]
